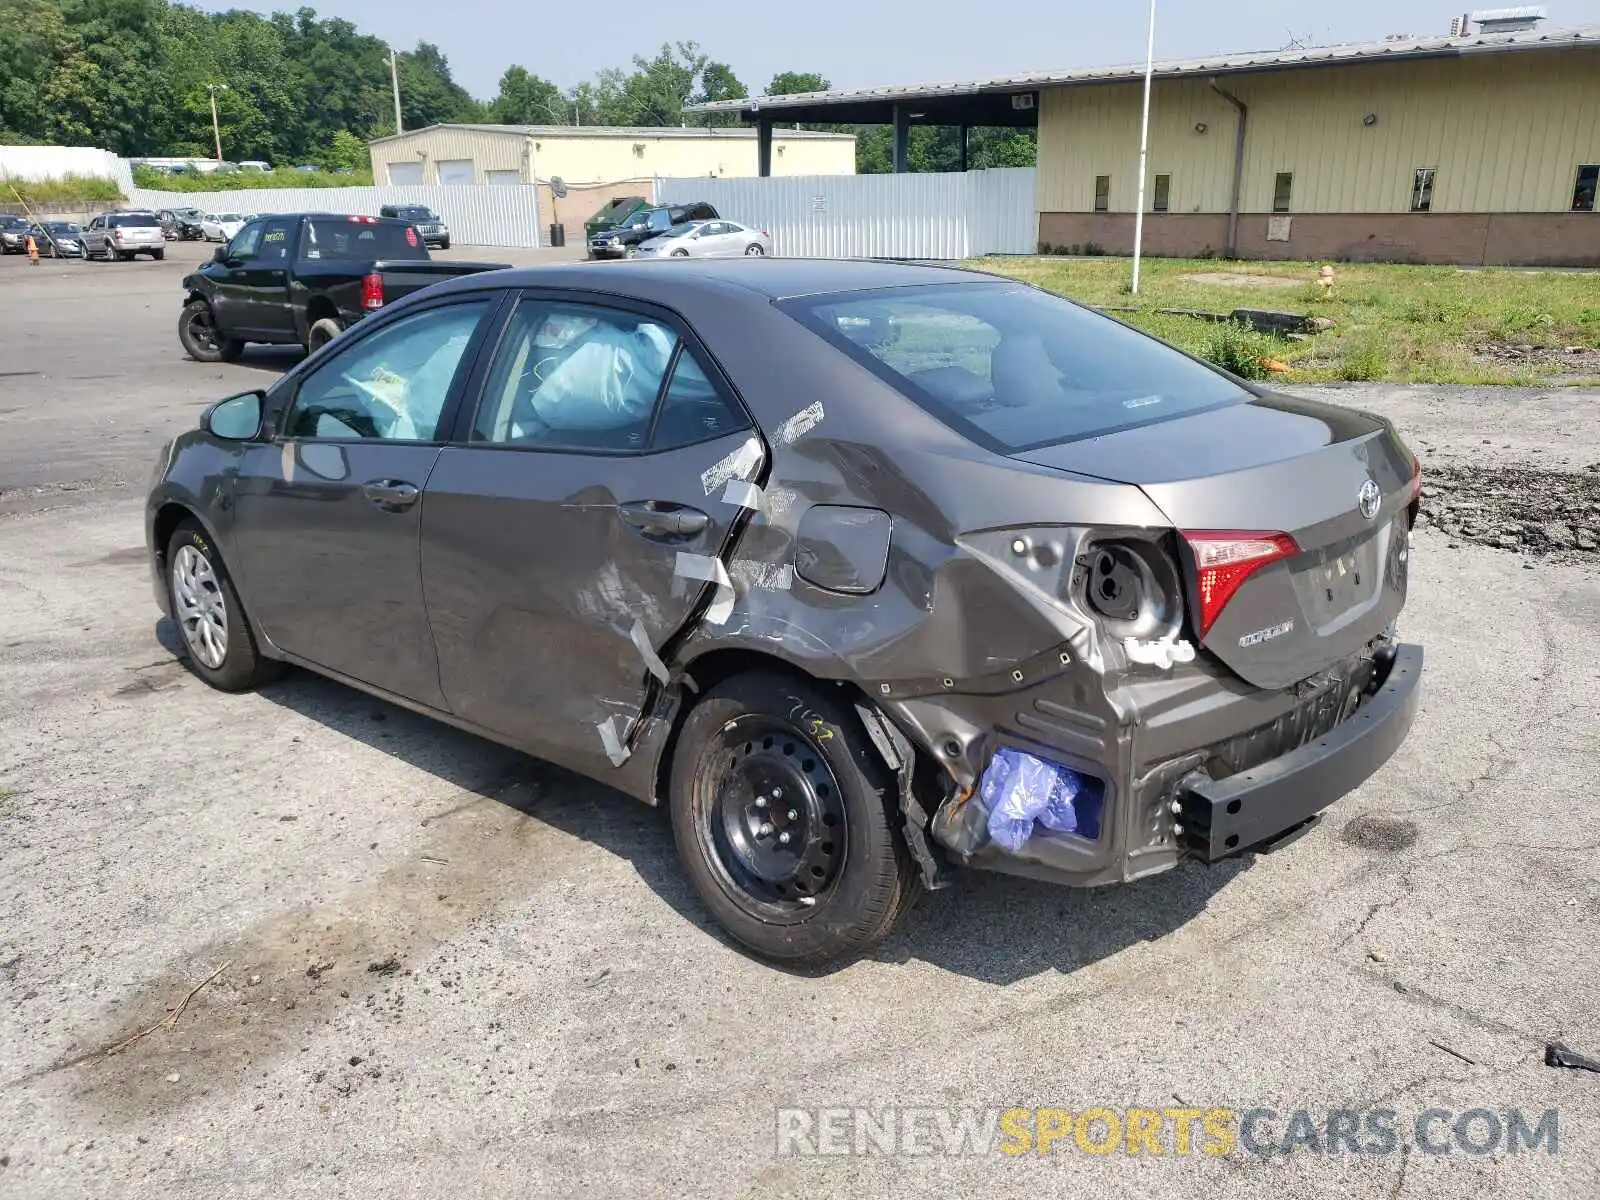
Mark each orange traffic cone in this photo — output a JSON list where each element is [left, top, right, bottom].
[[27, 235, 39, 264]]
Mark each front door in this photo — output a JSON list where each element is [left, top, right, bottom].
[[208, 219, 266, 336], [419, 293, 763, 766], [229, 296, 497, 707], [236, 216, 298, 341]]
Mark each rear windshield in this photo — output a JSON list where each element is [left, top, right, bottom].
[[300, 219, 428, 261], [780, 282, 1251, 452], [109, 214, 161, 228]]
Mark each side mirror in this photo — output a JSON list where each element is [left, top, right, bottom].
[[202, 391, 265, 441], [212, 245, 230, 264]]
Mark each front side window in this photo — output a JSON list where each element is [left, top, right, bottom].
[[1411, 167, 1436, 213], [646, 209, 674, 232], [283, 302, 489, 441], [782, 282, 1251, 453], [1574, 165, 1599, 213], [471, 300, 743, 452], [226, 221, 265, 260]]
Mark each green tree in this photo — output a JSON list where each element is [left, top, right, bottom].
[[321, 128, 368, 170], [766, 71, 830, 96], [491, 65, 568, 125], [693, 61, 745, 126]]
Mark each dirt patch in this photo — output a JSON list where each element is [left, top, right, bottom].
[[1471, 341, 1600, 377], [22, 772, 555, 1125], [1181, 273, 1305, 290], [1341, 814, 1419, 853], [1417, 464, 1600, 565]]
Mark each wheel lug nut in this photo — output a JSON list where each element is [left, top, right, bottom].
[[773, 788, 783, 799], [778, 831, 791, 845], [755, 797, 768, 809], [787, 809, 798, 821], [759, 822, 774, 836]]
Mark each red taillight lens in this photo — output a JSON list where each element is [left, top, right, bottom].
[[1182, 531, 1299, 637], [362, 272, 384, 311]]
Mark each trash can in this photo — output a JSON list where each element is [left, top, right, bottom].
[[548, 223, 565, 248]]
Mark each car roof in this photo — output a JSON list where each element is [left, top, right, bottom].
[[438, 258, 997, 302]]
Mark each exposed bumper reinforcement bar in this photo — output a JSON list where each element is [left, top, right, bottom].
[[1176, 643, 1423, 862]]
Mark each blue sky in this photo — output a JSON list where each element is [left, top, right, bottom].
[[194, 1, 1600, 100]]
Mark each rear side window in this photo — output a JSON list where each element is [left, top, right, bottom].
[[299, 219, 428, 261], [109, 214, 160, 227], [781, 282, 1251, 452]]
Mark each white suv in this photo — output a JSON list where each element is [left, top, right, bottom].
[[83, 212, 167, 262]]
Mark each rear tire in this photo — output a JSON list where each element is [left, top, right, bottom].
[[165, 519, 281, 693], [152, 249, 165, 261], [745, 243, 765, 256], [179, 299, 242, 364], [668, 672, 918, 966], [307, 317, 342, 353]]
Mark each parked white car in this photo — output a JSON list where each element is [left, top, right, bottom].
[[634, 219, 772, 259], [201, 212, 252, 242]]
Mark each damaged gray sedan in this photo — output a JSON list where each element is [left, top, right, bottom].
[[144, 259, 1423, 965]]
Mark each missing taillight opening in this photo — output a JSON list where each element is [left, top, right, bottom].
[[1183, 531, 1299, 637], [1079, 538, 1183, 641]]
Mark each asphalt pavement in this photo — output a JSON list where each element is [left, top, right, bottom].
[[1, 241, 1597, 1199]]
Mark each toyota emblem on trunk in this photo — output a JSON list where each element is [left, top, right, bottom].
[[1359, 480, 1382, 520]]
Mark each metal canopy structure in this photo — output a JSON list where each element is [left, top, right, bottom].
[[685, 22, 1598, 174]]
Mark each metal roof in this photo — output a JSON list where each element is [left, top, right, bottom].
[[369, 123, 855, 146], [685, 23, 1599, 117]]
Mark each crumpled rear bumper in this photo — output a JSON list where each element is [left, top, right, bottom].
[[1175, 644, 1422, 860]]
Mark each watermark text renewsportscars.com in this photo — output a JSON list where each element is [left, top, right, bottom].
[[775, 1106, 1560, 1158]]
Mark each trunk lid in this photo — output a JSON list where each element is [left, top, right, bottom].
[[1014, 393, 1416, 689]]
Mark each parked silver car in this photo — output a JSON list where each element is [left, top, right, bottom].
[[635, 219, 772, 259], [82, 211, 166, 261]]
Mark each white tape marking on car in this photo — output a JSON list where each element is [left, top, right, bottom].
[[700, 436, 763, 496], [597, 716, 630, 766], [774, 401, 824, 446], [1122, 637, 1197, 670], [674, 552, 735, 625], [730, 561, 794, 592], [762, 486, 800, 517], [722, 480, 764, 511], [629, 619, 670, 685]]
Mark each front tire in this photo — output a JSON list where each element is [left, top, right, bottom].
[[439, 237, 450, 251], [179, 299, 243, 363], [668, 673, 917, 966], [166, 520, 280, 692]]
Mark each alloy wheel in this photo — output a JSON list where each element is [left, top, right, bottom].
[[171, 544, 229, 669]]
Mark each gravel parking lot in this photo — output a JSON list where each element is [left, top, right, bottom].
[[2, 241, 1597, 1199]]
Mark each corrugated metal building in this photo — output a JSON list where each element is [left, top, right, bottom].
[[368, 124, 856, 235], [688, 20, 1600, 266]]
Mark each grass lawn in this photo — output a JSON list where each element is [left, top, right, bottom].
[[971, 255, 1600, 386]]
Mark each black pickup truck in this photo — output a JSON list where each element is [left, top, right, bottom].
[[177, 212, 506, 363]]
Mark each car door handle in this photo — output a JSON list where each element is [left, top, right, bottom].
[[618, 501, 710, 539], [362, 479, 420, 511]]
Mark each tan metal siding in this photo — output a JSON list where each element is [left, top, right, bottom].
[[1037, 47, 1600, 215], [369, 129, 528, 185]]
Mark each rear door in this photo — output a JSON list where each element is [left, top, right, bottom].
[[229, 294, 499, 706], [419, 291, 762, 768]]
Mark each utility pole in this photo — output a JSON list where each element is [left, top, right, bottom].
[[207, 82, 229, 162], [1130, 0, 1157, 295], [390, 47, 403, 135]]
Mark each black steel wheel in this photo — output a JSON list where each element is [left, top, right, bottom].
[[669, 672, 918, 965], [179, 300, 242, 363]]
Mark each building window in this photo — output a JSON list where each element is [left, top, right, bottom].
[[1273, 172, 1294, 214], [1094, 175, 1110, 212], [1153, 174, 1171, 213], [1411, 167, 1437, 213], [1574, 165, 1599, 212]]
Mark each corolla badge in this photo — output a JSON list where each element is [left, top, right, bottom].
[[1359, 479, 1382, 521]]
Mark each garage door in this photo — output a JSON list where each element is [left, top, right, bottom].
[[387, 161, 423, 185], [485, 170, 522, 186], [437, 160, 475, 186]]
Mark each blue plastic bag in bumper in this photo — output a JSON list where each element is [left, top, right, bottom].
[[981, 748, 1101, 852]]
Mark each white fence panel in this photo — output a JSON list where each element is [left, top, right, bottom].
[[0, 146, 133, 195], [655, 169, 1036, 259], [130, 183, 544, 248]]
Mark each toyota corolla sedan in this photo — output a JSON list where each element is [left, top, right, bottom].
[[144, 260, 1422, 965]]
